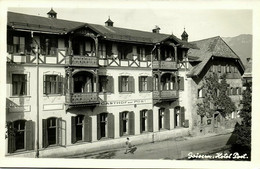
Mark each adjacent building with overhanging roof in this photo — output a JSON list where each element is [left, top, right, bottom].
[[5, 9, 245, 157], [186, 36, 245, 133]]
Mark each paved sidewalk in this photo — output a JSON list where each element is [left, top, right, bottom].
[[68, 130, 234, 159]]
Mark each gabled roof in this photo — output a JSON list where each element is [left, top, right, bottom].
[[7, 11, 195, 47], [8, 11, 84, 34], [187, 36, 244, 77]]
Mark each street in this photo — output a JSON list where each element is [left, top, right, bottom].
[[69, 132, 234, 159]]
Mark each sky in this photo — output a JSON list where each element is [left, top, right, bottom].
[[8, 7, 252, 41]]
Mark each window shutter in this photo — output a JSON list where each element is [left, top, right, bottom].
[[118, 76, 122, 92], [107, 113, 115, 139], [164, 108, 170, 130], [25, 120, 34, 150], [57, 118, 62, 146], [7, 122, 15, 153], [119, 112, 123, 137], [139, 76, 142, 91], [180, 107, 185, 127], [129, 76, 135, 92], [140, 111, 143, 133], [84, 116, 92, 142], [107, 76, 114, 93], [71, 116, 76, 144], [97, 114, 101, 140], [179, 77, 184, 90], [129, 111, 135, 135], [148, 110, 153, 132], [174, 108, 177, 128], [147, 76, 153, 91], [42, 119, 48, 148], [43, 75, 46, 94]]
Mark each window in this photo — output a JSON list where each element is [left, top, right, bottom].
[[106, 43, 113, 58], [97, 113, 114, 140], [98, 43, 106, 58], [174, 107, 185, 127], [137, 46, 146, 61], [198, 89, 203, 98], [140, 109, 153, 133], [12, 74, 27, 96], [13, 36, 25, 54], [118, 45, 132, 60], [14, 120, 25, 150], [209, 65, 213, 72], [73, 71, 94, 93], [139, 76, 147, 91], [7, 120, 34, 153], [119, 76, 135, 92], [234, 67, 238, 73], [158, 108, 165, 130], [140, 110, 148, 133], [43, 75, 63, 94], [218, 65, 221, 73], [40, 36, 58, 56], [71, 115, 92, 144], [153, 75, 159, 91], [177, 76, 184, 90], [99, 76, 114, 93], [122, 76, 129, 92]]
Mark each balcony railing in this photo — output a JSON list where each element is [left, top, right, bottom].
[[65, 55, 98, 67], [152, 61, 177, 70], [153, 90, 178, 100], [66, 93, 99, 105]]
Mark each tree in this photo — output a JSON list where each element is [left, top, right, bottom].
[[216, 74, 236, 117], [232, 82, 251, 160], [197, 73, 236, 123]]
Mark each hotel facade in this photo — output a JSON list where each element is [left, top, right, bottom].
[[5, 9, 245, 157]]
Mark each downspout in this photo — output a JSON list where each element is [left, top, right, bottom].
[[31, 31, 40, 158]]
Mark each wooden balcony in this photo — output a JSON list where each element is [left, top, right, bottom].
[[65, 93, 99, 105], [152, 61, 177, 70], [153, 90, 178, 101], [65, 55, 98, 67]]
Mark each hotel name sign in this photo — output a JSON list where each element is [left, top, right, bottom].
[[100, 99, 151, 106]]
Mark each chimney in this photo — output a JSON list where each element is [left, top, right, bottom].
[[105, 16, 114, 27], [47, 8, 57, 18], [152, 25, 160, 33]]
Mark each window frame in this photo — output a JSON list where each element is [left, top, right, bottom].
[[12, 74, 27, 96], [43, 74, 63, 95]]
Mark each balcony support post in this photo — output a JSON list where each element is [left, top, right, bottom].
[[67, 68, 73, 103], [174, 46, 177, 63]]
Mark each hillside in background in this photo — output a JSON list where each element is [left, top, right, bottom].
[[222, 34, 252, 68]]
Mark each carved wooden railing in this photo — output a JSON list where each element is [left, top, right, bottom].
[[152, 61, 177, 70], [153, 90, 178, 100], [65, 55, 98, 67], [66, 93, 99, 105]]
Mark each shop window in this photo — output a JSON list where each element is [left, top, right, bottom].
[[119, 76, 135, 92], [43, 75, 63, 94], [7, 120, 34, 153], [12, 74, 27, 96]]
